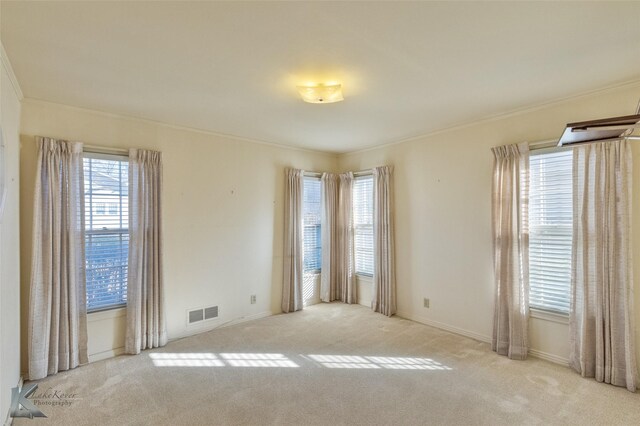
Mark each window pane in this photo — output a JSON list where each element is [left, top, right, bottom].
[[303, 177, 322, 272], [353, 175, 374, 275], [84, 155, 129, 311], [529, 150, 572, 314]]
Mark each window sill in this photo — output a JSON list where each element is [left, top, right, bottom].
[[356, 274, 373, 282], [87, 306, 126, 322], [530, 308, 569, 325]]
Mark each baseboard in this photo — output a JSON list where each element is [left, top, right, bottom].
[[220, 311, 275, 328], [169, 310, 274, 341], [396, 310, 570, 366], [3, 376, 23, 426], [528, 348, 569, 366], [88, 347, 125, 363], [396, 310, 492, 343], [357, 299, 370, 308]]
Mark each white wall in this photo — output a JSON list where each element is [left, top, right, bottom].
[[19, 99, 338, 368], [338, 81, 640, 369], [0, 44, 22, 423]]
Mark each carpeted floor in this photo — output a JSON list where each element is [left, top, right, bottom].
[[16, 303, 640, 425]]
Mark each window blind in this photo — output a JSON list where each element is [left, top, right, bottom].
[[303, 176, 322, 273], [353, 175, 374, 276], [528, 150, 573, 314], [84, 154, 129, 312]]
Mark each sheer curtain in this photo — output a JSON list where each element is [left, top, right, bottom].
[[570, 140, 637, 391], [28, 137, 88, 380], [320, 172, 356, 304], [125, 148, 167, 354], [491, 143, 529, 360], [320, 173, 339, 302], [338, 172, 356, 303], [282, 168, 304, 313], [372, 166, 396, 316]]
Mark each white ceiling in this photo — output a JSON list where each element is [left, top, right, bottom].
[[2, 2, 640, 153]]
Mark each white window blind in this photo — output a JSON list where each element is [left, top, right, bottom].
[[353, 175, 374, 276], [84, 154, 129, 312], [528, 150, 573, 314], [303, 176, 322, 273]]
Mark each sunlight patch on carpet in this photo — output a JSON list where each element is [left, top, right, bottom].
[[308, 355, 452, 370]]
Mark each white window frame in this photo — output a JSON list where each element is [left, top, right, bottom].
[[84, 151, 130, 313], [527, 148, 573, 314], [302, 175, 322, 274], [353, 173, 374, 277]]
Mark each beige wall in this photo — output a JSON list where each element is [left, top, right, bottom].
[[19, 99, 338, 367], [338, 82, 640, 369], [14, 77, 640, 380], [1, 46, 22, 422]]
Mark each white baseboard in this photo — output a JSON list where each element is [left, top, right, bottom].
[[3, 377, 23, 426], [169, 310, 274, 341], [397, 310, 491, 343], [357, 299, 370, 308], [88, 347, 125, 363], [396, 310, 569, 366], [221, 311, 275, 328], [528, 348, 569, 365]]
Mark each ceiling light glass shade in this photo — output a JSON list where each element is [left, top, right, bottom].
[[296, 83, 344, 104]]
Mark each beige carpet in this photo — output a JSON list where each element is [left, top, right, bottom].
[[16, 303, 640, 425]]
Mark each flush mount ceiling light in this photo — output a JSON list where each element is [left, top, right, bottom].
[[296, 83, 344, 104]]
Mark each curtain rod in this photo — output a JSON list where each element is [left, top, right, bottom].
[[84, 144, 129, 155], [304, 170, 374, 177], [528, 134, 640, 151]]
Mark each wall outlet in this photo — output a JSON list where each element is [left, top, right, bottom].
[[250, 295, 256, 304], [423, 298, 430, 308]]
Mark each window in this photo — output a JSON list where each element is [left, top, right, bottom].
[[353, 175, 374, 276], [84, 154, 129, 312], [528, 150, 573, 314], [302, 176, 322, 273]]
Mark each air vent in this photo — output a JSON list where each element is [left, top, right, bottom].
[[187, 305, 219, 325], [204, 306, 218, 320], [188, 309, 204, 324]]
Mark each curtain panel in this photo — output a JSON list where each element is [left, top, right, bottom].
[[320, 173, 339, 302], [570, 140, 637, 391], [491, 143, 530, 360], [282, 168, 304, 313], [372, 166, 396, 316], [28, 137, 88, 380], [320, 172, 356, 304], [125, 148, 167, 354], [338, 172, 356, 304]]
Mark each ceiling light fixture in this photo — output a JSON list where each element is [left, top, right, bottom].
[[297, 83, 344, 104]]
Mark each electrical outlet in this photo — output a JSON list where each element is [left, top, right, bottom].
[[424, 298, 430, 308], [250, 295, 256, 304]]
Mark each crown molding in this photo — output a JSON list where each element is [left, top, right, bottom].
[[21, 97, 339, 158], [1, 42, 24, 101], [342, 77, 640, 156]]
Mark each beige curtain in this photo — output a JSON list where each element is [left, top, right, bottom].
[[570, 140, 637, 391], [338, 172, 356, 303], [321, 172, 356, 304], [320, 173, 339, 302], [282, 168, 304, 313], [491, 143, 529, 360], [372, 166, 396, 316], [125, 148, 167, 354], [28, 137, 88, 380]]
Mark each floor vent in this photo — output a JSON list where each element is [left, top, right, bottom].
[[188, 306, 219, 325]]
